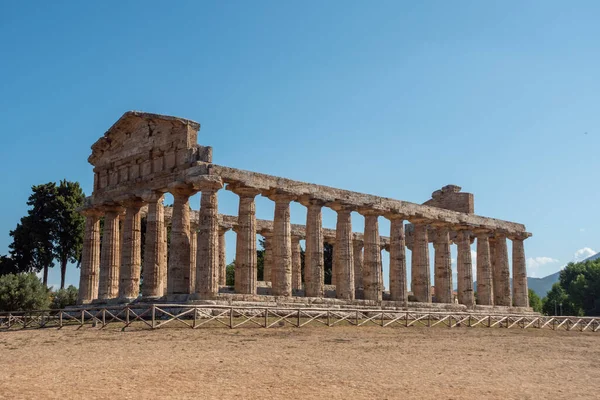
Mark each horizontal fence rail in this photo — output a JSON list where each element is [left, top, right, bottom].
[[0, 305, 598, 333]]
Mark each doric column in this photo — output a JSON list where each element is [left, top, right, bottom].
[[456, 229, 475, 308], [189, 223, 198, 294], [118, 199, 143, 301], [411, 223, 431, 303], [291, 235, 302, 291], [218, 227, 229, 286], [331, 204, 355, 300], [388, 216, 407, 305], [141, 192, 165, 298], [194, 176, 223, 299], [352, 237, 364, 292], [262, 231, 273, 282], [77, 209, 102, 304], [270, 192, 295, 296], [231, 186, 261, 295], [162, 220, 168, 296], [361, 211, 381, 301], [511, 233, 530, 307], [167, 183, 196, 295], [303, 199, 324, 297], [433, 226, 452, 304], [475, 231, 493, 306], [490, 237, 499, 305], [494, 233, 512, 306], [98, 206, 123, 300]]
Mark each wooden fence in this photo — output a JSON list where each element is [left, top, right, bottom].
[[0, 305, 599, 332]]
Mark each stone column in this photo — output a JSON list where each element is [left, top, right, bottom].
[[291, 235, 302, 291], [494, 233, 512, 306], [411, 223, 431, 303], [98, 206, 123, 300], [352, 237, 364, 292], [475, 231, 493, 306], [270, 193, 295, 297], [162, 220, 168, 296], [511, 234, 529, 307], [456, 229, 475, 308], [189, 223, 198, 294], [194, 176, 223, 298], [262, 231, 273, 282], [388, 216, 407, 305], [332, 204, 355, 300], [490, 237, 499, 305], [433, 226, 452, 304], [167, 183, 195, 295], [218, 227, 229, 286], [77, 210, 102, 304], [362, 212, 381, 301], [232, 187, 261, 295], [118, 199, 143, 301], [141, 192, 165, 298], [303, 199, 324, 297]]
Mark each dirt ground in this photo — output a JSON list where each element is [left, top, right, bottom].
[[0, 325, 598, 400]]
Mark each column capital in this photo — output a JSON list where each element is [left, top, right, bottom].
[[140, 190, 165, 204], [291, 235, 302, 244], [357, 207, 383, 217], [227, 182, 260, 198], [384, 212, 406, 221], [329, 202, 355, 213], [80, 207, 103, 218], [115, 195, 145, 209], [218, 226, 231, 235], [267, 190, 297, 203], [98, 203, 125, 214], [168, 181, 196, 197], [190, 175, 223, 192], [508, 232, 532, 241], [297, 195, 326, 208]]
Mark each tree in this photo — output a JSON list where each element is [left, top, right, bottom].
[[0, 273, 50, 311], [226, 262, 235, 286], [8, 181, 85, 289], [528, 289, 542, 313], [52, 180, 85, 289], [51, 285, 78, 309], [9, 183, 57, 284], [0, 255, 19, 276], [542, 282, 580, 316]]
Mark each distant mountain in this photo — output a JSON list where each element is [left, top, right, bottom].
[[527, 272, 561, 298], [475, 251, 600, 298]]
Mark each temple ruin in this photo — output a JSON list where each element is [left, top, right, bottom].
[[77, 111, 532, 312]]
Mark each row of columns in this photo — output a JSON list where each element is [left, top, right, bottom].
[[79, 182, 529, 309]]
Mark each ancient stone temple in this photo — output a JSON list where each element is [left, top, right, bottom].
[[78, 111, 532, 311]]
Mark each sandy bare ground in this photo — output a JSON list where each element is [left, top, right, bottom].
[[0, 325, 598, 400]]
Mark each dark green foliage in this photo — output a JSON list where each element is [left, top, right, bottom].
[[53, 180, 85, 289], [226, 262, 235, 286], [528, 288, 543, 313], [9, 183, 57, 284], [541, 259, 600, 316], [0, 256, 19, 276], [6, 181, 85, 289], [0, 273, 50, 311], [51, 285, 78, 309]]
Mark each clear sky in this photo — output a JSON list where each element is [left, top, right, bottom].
[[1, 1, 599, 290]]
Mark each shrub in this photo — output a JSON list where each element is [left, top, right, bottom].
[[0, 273, 50, 311], [51, 285, 78, 309]]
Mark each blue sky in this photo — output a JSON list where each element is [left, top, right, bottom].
[[1, 1, 598, 290]]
